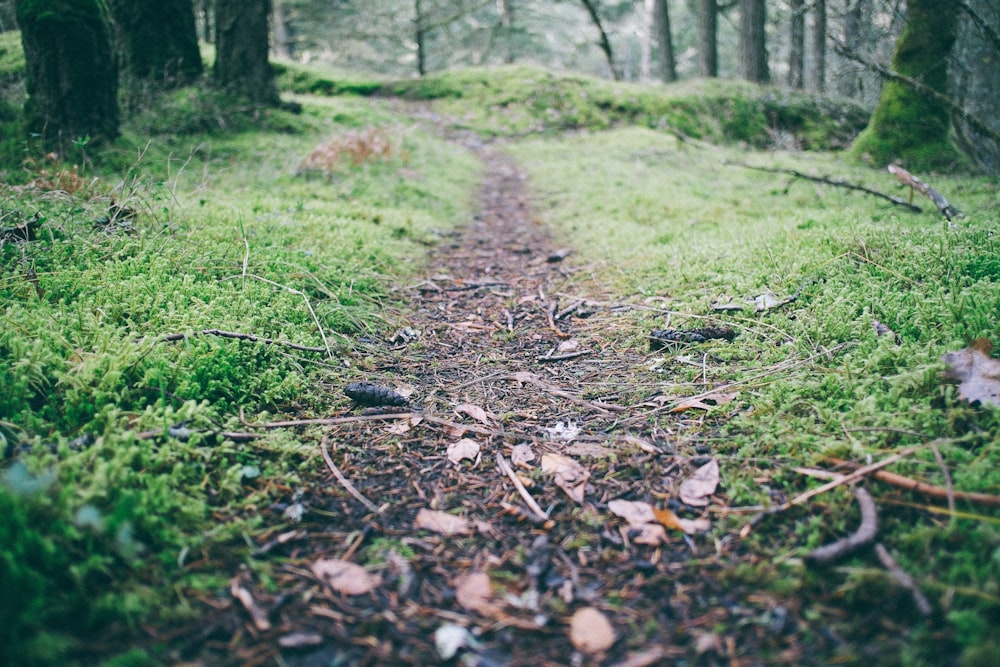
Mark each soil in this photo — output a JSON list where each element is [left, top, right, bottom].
[[165, 140, 839, 667]]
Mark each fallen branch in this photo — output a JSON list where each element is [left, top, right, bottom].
[[829, 458, 1000, 508], [874, 543, 933, 616], [728, 162, 922, 213], [153, 328, 328, 353], [321, 435, 381, 514], [805, 486, 878, 564], [888, 165, 959, 220], [496, 452, 552, 527]]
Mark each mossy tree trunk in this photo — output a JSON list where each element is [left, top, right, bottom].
[[107, 0, 202, 88], [850, 0, 961, 169], [788, 0, 804, 89], [653, 0, 676, 83], [15, 0, 119, 145], [738, 0, 769, 83], [697, 0, 717, 77], [214, 0, 279, 105]]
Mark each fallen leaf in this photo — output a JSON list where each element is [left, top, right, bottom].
[[569, 607, 616, 654], [455, 403, 496, 425], [311, 559, 377, 595], [511, 443, 536, 467], [607, 499, 657, 526], [231, 576, 271, 631], [278, 632, 323, 648], [670, 392, 737, 413], [652, 507, 711, 534], [629, 523, 669, 545], [435, 622, 479, 660], [557, 338, 580, 353], [414, 508, 473, 536], [455, 571, 499, 615], [941, 339, 1000, 407], [542, 420, 581, 442], [541, 452, 591, 503], [447, 438, 480, 464], [679, 459, 720, 507], [565, 441, 614, 458], [619, 434, 661, 454], [753, 289, 790, 311], [385, 415, 422, 435]]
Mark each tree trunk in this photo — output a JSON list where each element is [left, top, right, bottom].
[[214, 0, 279, 105], [415, 0, 427, 76], [697, 0, 717, 77], [200, 0, 213, 43], [739, 0, 769, 83], [837, 0, 865, 98], [272, 0, 292, 59], [654, 0, 676, 82], [15, 0, 119, 145], [788, 0, 804, 88], [640, 0, 652, 81], [579, 0, 620, 80], [499, 0, 515, 64], [108, 0, 202, 86], [850, 0, 961, 168], [808, 0, 826, 92]]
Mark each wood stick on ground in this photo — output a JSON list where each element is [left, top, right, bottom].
[[805, 486, 878, 564], [320, 435, 381, 514], [153, 328, 328, 353], [728, 162, 922, 213], [888, 165, 959, 220], [496, 452, 551, 525], [828, 458, 1000, 508], [874, 543, 933, 616]]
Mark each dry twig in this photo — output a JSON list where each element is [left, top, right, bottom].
[[829, 458, 1000, 508], [496, 452, 552, 526], [874, 543, 933, 616], [320, 435, 381, 514], [805, 487, 878, 564]]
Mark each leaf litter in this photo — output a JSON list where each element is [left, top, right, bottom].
[[181, 135, 970, 666]]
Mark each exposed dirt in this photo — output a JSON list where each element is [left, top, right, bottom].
[[167, 143, 846, 666]]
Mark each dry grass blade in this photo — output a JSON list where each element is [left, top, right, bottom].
[[496, 452, 550, 524], [320, 435, 380, 514]]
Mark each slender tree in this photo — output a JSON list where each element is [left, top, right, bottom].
[[738, 0, 769, 83], [809, 0, 826, 92], [215, 0, 280, 105], [108, 0, 202, 87], [850, 0, 961, 168], [579, 0, 619, 79], [653, 0, 676, 82], [788, 0, 805, 88], [16, 0, 119, 144], [697, 0, 718, 77]]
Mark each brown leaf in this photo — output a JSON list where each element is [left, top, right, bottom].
[[447, 438, 480, 464], [311, 559, 378, 595], [231, 576, 271, 631], [569, 607, 616, 654], [652, 507, 711, 534], [385, 415, 422, 435], [679, 459, 719, 507], [414, 508, 473, 536], [511, 443, 536, 467], [607, 499, 656, 526], [541, 452, 591, 503], [942, 339, 1000, 407], [455, 403, 496, 425], [629, 523, 669, 545], [455, 571, 499, 615], [670, 392, 737, 413]]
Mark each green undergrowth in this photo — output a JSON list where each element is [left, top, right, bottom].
[[384, 64, 869, 149], [1, 88, 478, 662], [508, 126, 1000, 663]]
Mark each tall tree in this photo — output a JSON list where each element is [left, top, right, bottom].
[[653, 0, 676, 82], [16, 0, 119, 144], [809, 0, 826, 92], [579, 0, 620, 79], [214, 0, 280, 105], [738, 0, 769, 83], [850, 0, 961, 168], [788, 0, 805, 88], [836, 0, 866, 98], [108, 0, 202, 87], [697, 0, 718, 77]]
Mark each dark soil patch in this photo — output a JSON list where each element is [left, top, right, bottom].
[[162, 143, 846, 667]]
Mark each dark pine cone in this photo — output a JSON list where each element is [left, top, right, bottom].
[[344, 382, 409, 407], [649, 327, 737, 350]]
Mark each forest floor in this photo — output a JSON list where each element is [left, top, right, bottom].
[[164, 135, 855, 667]]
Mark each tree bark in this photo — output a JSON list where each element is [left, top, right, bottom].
[[697, 0, 717, 77], [739, 0, 769, 83], [415, 0, 427, 76], [850, 0, 961, 169], [837, 0, 865, 98], [214, 0, 279, 105], [653, 0, 676, 82], [272, 0, 292, 59], [808, 0, 826, 92], [16, 0, 119, 144], [108, 0, 202, 86], [579, 0, 620, 80], [788, 0, 804, 88]]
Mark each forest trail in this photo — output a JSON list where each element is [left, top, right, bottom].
[[187, 140, 818, 666]]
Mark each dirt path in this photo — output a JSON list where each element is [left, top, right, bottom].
[[184, 144, 823, 666]]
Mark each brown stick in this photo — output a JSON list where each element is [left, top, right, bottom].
[[888, 165, 959, 220], [152, 328, 328, 353], [829, 458, 1000, 508], [496, 452, 551, 526], [321, 435, 381, 514], [875, 543, 933, 616], [805, 487, 878, 564]]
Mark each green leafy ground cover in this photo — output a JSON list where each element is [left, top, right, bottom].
[[1, 53, 998, 664]]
